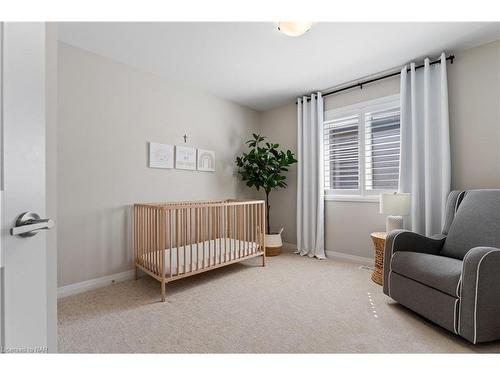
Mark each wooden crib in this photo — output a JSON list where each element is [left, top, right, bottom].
[[133, 199, 266, 301]]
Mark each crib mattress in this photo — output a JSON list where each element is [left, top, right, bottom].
[[141, 237, 259, 276]]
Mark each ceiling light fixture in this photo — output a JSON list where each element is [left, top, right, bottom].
[[277, 22, 312, 37]]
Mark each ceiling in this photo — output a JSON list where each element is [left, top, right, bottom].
[[58, 22, 500, 111]]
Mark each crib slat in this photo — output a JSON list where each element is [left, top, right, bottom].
[[213, 206, 216, 264], [143, 206, 147, 271], [244, 204, 248, 256], [149, 207, 152, 273], [250, 203, 254, 254], [215, 206, 218, 265], [214, 206, 217, 265], [217, 206, 220, 265], [133, 206, 137, 272], [231, 205, 234, 260], [234, 205, 237, 260], [241, 204, 243, 257], [203, 207, 206, 269], [185, 207, 188, 273], [229, 205, 233, 261], [183, 207, 187, 274], [253, 203, 257, 254], [246, 204, 249, 255], [247, 204, 250, 256], [153, 208, 156, 275], [238, 205, 242, 259], [257, 203, 261, 252], [242, 204, 245, 257], [206, 206, 209, 267], [138, 206, 141, 270], [169, 209, 173, 278], [175, 209, 181, 275], [202, 206, 205, 269], [156, 208, 160, 275], [146, 207, 150, 273], [190, 207, 193, 273], [160, 208, 165, 279], [213, 206, 216, 265], [141, 206, 144, 271], [218, 206, 222, 265], [197, 206, 200, 271], [252, 203, 255, 253], [211, 205, 214, 266], [154, 208, 157, 275], [262, 201, 266, 253], [224, 204, 227, 263], [151, 208, 154, 274]]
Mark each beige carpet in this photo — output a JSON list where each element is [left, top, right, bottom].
[[58, 247, 500, 353]]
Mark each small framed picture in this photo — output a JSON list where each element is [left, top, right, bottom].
[[149, 142, 174, 169], [197, 149, 216, 172], [175, 146, 197, 170]]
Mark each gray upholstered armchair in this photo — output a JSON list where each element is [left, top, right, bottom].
[[383, 189, 500, 344]]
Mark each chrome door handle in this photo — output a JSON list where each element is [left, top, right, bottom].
[[10, 212, 54, 238]]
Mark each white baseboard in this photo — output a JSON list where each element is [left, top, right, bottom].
[[284, 242, 373, 267], [58, 246, 373, 298], [325, 250, 374, 267], [282, 242, 297, 251], [57, 269, 135, 299]]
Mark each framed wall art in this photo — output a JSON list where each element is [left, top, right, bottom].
[[175, 146, 197, 170], [197, 149, 216, 172], [149, 142, 174, 169]]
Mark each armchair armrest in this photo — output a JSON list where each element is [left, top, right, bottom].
[[458, 246, 500, 344], [383, 230, 446, 295]]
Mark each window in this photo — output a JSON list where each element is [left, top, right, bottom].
[[324, 95, 400, 200]]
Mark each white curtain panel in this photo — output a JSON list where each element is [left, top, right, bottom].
[[296, 92, 326, 259], [399, 52, 451, 236]]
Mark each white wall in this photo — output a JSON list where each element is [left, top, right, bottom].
[[58, 44, 261, 287], [258, 103, 298, 239], [260, 40, 500, 259], [448, 41, 500, 189]]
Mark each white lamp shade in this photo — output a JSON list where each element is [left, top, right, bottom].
[[277, 22, 312, 37], [380, 192, 411, 216]]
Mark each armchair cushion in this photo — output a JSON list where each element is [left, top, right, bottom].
[[391, 252, 462, 297], [442, 190, 466, 235], [441, 190, 500, 260], [383, 230, 446, 295]]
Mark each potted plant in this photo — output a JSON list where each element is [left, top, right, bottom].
[[235, 133, 297, 256]]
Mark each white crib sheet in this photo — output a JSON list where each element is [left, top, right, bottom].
[[142, 237, 259, 275]]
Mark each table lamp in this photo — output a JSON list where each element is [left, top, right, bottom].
[[380, 192, 411, 233]]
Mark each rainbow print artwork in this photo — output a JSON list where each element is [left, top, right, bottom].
[[197, 149, 216, 172]]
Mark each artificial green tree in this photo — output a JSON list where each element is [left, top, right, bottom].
[[235, 133, 297, 234]]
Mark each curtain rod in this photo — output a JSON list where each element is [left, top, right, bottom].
[[298, 54, 455, 103]]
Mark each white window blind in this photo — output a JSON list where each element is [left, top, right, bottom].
[[324, 95, 401, 198], [324, 114, 360, 191], [364, 106, 401, 191]]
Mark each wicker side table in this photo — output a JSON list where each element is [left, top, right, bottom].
[[370, 232, 387, 286]]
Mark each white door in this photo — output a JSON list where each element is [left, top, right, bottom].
[[0, 23, 52, 353]]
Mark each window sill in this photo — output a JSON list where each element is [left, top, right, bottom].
[[324, 195, 380, 203]]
